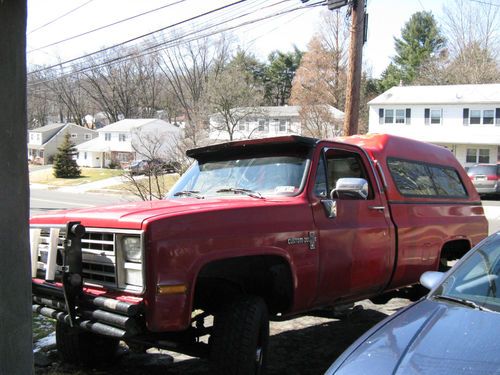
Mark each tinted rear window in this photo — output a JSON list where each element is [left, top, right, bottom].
[[468, 165, 498, 176], [387, 158, 468, 198]]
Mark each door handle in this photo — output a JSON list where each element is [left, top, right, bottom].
[[368, 206, 385, 211]]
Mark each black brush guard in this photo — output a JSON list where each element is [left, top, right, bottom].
[[32, 222, 144, 338]]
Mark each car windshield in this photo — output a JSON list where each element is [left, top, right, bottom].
[[167, 155, 309, 199], [432, 233, 500, 312]]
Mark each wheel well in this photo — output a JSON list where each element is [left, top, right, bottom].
[[439, 239, 471, 270], [193, 255, 293, 315]]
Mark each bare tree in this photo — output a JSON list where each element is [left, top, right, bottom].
[[417, 42, 499, 85], [156, 34, 232, 146], [299, 104, 343, 139], [122, 127, 180, 200], [27, 87, 52, 128], [80, 47, 158, 123], [43, 68, 88, 125], [441, 0, 500, 58], [206, 64, 264, 141]]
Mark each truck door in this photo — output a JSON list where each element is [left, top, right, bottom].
[[310, 145, 395, 304]]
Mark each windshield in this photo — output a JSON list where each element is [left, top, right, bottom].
[[167, 155, 309, 199], [432, 233, 500, 312]]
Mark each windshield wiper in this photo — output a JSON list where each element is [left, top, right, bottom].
[[433, 294, 493, 312], [216, 187, 263, 199], [173, 190, 204, 199]]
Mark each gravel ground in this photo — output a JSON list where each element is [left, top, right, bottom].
[[35, 298, 409, 375]]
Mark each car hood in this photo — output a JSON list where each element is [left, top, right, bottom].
[[30, 196, 293, 230], [327, 298, 500, 375]]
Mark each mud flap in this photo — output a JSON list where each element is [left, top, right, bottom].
[[61, 221, 86, 327]]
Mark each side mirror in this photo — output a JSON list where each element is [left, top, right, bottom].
[[420, 271, 444, 290], [331, 178, 369, 200]]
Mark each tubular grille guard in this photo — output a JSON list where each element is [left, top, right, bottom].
[[32, 286, 144, 338], [30, 226, 117, 286]]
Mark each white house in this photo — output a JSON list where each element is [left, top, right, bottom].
[[209, 105, 344, 141], [368, 84, 500, 167], [76, 119, 180, 168], [28, 123, 97, 165]]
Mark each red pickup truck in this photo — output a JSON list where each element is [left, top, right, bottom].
[[30, 134, 487, 374]]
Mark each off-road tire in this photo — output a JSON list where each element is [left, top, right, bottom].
[[210, 295, 269, 375], [55, 320, 119, 366]]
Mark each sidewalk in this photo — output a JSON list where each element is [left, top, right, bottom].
[[57, 175, 127, 193], [29, 175, 129, 194]]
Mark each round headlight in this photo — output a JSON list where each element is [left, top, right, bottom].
[[122, 236, 141, 262]]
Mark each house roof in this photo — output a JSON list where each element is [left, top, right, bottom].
[[368, 83, 500, 105], [97, 119, 172, 132], [29, 123, 66, 133], [211, 105, 344, 119]]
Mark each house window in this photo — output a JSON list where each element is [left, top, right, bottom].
[[470, 110, 481, 124], [105, 133, 111, 141], [395, 109, 405, 124], [84, 134, 91, 140], [384, 109, 394, 124], [479, 149, 490, 163], [466, 148, 490, 164], [430, 109, 442, 124], [382, 108, 411, 124], [70, 133, 77, 139], [84, 152, 88, 160], [119, 133, 127, 142], [464, 108, 498, 125], [238, 122, 247, 131], [483, 110, 494, 124], [279, 120, 287, 132], [117, 152, 129, 162], [258, 120, 269, 132]]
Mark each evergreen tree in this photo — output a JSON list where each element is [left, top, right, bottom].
[[263, 47, 303, 106], [379, 11, 445, 89], [53, 133, 81, 178]]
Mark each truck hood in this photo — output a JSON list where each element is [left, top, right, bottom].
[[327, 298, 500, 375], [30, 197, 290, 229]]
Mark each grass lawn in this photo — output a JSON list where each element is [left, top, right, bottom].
[[104, 174, 180, 197], [30, 167, 123, 186]]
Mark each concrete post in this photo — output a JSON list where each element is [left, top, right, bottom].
[[0, 0, 33, 374]]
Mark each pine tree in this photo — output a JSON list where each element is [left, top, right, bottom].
[[379, 11, 445, 89], [53, 133, 81, 178]]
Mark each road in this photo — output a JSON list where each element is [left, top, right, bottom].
[[30, 189, 138, 216]]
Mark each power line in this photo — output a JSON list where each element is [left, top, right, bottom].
[[28, 1, 323, 90], [28, 0, 249, 76], [467, 0, 500, 7], [28, 0, 188, 54], [28, 0, 95, 35]]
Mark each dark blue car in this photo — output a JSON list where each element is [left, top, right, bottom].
[[326, 232, 500, 375]]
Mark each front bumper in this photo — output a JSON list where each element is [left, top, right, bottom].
[[32, 278, 144, 338]]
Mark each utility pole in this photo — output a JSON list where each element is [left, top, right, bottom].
[[301, 0, 366, 136], [343, 0, 365, 136]]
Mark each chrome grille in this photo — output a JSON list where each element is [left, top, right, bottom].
[[32, 227, 117, 287]]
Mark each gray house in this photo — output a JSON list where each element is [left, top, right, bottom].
[[28, 123, 97, 165]]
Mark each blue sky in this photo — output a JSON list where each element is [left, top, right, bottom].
[[27, 0, 449, 78]]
